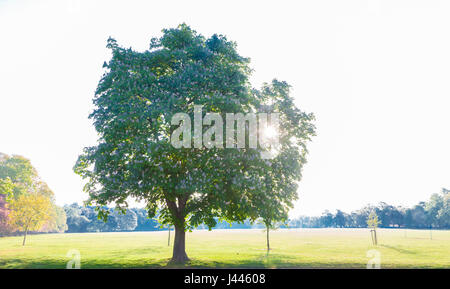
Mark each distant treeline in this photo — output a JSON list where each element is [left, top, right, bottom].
[[290, 191, 449, 230], [64, 204, 264, 233], [64, 188, 449, 232]]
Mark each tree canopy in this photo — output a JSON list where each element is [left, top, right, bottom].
[[8, 193, 53, 245], [74, 24, 315, 262], [0, 153, 67, 236]]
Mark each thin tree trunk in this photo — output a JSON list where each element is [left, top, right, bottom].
[[266, 226, 270, 252], [22, 227, 28, 246], [370, 229, 376, 245], [171, 223, 189, 263], [168, 226, 171, 246]]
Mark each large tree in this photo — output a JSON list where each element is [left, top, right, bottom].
[[74, 24, 315, 263]]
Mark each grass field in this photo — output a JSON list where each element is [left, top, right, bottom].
[[0, 228, 449, 268]]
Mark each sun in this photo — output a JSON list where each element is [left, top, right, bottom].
[[263, 125, 277, 139]]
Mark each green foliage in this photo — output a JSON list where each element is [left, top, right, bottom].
[[0, 177, 14, 202], [0, 153, 53, 199], [0, 153, 36, 189], [437, 191, 450, 227], [0, 153, 66, 233], [366, 210, 381, 229], [291, 189, 450, 229], [74, 24, 315, 235], [8, 193, 53, 236], [52, 206, 68, 233], [334, 210, 346, 228], [425, 188, 450, 228], [63, 203, 160, 232]]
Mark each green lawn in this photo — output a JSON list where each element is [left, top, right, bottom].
[[0, 228, 449, 268]]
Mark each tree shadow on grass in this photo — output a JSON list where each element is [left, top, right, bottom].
[[0, 246, 426, 269], [379, 244, 417, 255], [106, 246, 166, 258], [0, 258, 67, 269], [167, 253, 365, 269], [0, 256, 169, 269], [0, 256, 422, 269]]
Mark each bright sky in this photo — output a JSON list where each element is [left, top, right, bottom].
[[1, 0, 450, 216]]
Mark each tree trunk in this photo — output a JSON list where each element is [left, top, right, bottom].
[[22, 228, 28, 246], [370, 229, 376, 245], [166, 197, 189, 263], [266, 227, 270, 252], [168, 226, 171, 246], [171, 224, 189, 263]]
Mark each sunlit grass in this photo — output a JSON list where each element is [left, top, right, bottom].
[[0, 228, 449, 268]]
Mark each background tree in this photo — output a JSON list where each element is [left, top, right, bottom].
[[0, 193, 11, 235], [74, 24, 315, 263], [64, 203, 90, 232], [276, 190, 450, 230], [367, 210, 380, 245], [253, 79, 315, 253], [1, 153, 66, 234], [132, 208, 160, 231], [165, 224, 172, 246], [0, 177, 14, 235], [437, 189, 450, 228], [0, 177, 14, 201], [114, 209, 138, 231], [52, 206, 68, 232], [0, 153, 41, 198], [333, 210, 346, 228], [257, 182, 286, 253], [409, 202, 428, 229], [8, 193, 53, 245], [40, 205, 68, 233], [354, 206, 374, 228], [425, 189, 448, 228], [259, 217, 281, 253], [319, 210, 334, 227]]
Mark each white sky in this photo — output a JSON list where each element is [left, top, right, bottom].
[[1, 0, 450, 216]]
